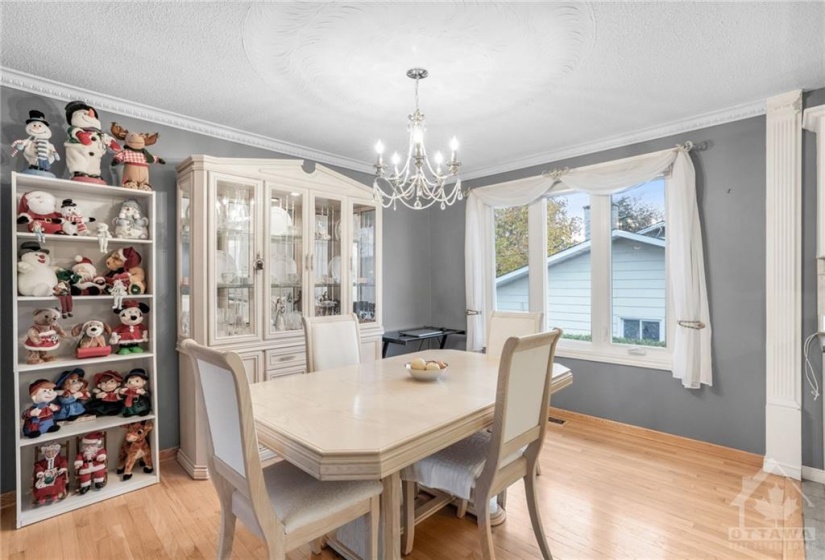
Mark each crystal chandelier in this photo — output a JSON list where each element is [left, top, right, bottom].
[[373, 68, 462, 210]]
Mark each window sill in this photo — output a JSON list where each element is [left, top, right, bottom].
[[555, 343, 672, 371]]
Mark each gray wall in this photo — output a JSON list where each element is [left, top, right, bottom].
[[0, 86, 426, 491], [429, 89, 825, 465], [803, 88, 825, 470]]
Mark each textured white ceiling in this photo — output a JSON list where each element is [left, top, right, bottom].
[[1, 2, 823, 179]]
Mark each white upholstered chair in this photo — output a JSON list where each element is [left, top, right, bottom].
[[302, 313, 361, 372], [486, 310, 544, 359], [180, 339, 381, 560], [401, 329, 562, 559]]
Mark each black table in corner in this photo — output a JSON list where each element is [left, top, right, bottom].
[[381, 326, 466, 358]]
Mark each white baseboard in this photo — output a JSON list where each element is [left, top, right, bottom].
[[763, 456, 802, 480], [802, 465, 825, 484], [176, 449, 210, 480]]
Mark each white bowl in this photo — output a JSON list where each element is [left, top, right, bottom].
[[405, 362, 447, 381]]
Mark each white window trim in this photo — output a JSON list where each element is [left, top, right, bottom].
[[489, 182, 675, 372]]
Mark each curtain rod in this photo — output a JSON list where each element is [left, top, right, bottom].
[[541, 140, 709, 180]]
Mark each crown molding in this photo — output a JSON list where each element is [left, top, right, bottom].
[[0, 67, 375, 175], [461, 98, 767, 181], [2, 67, 771, 183]]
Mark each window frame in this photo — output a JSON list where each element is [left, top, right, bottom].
[[489, 180, 675, 371]]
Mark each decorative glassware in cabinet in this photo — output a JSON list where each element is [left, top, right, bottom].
[[313, 196, 342, 317], [214, 179, 257, 338], [179, 188, 191, 338], [352, 203, 377, 323], [270, 188, 304, 333]]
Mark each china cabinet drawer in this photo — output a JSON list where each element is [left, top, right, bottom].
[[266, 347, 306, 370], [267, 363, 307, 380]]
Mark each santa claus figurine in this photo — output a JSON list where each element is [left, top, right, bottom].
[[10, 110, 60, 177], [17, 190, 64, 235], [32, 442, 69, 506], [64, 101, 121, 184], [74, 432, 107, 494]]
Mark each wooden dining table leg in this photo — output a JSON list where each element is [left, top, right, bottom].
[[381, 471, 402, 560]]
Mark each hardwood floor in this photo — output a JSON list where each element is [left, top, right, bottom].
[[1, 415, 808, 559]]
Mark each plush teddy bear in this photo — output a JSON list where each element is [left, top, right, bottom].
[[110, 301, 149, 355], [59, 199, 96, 236], [53, 368, 91, 422], [17, 242, 58, 297], [10, 110, 60, 177], [117, 420, 153, 480], [113, 199, 149, 239], [71, 320, 112, 359], [24, 308, 66, 364], [110, 123, 165, 191], [17, 191, 64, 235], [86, 370, 123, 416], [119, 368, 151, 417], [64, 101, 121, 184], [22, 379, 62, 438], [70, 256, 107, 296], [104, 247, 146, 295], [75, 432, 107, 493], [32, 442, 69, 506]]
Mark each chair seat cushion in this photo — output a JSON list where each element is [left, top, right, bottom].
[[401, 431, 492, 500], [232, 460, 382, 535]]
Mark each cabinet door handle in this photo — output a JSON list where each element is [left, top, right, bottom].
[[254, 252, 264, 272], [279, 355, 295, 362]]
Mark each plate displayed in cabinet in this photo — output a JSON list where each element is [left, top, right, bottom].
[[271, 206, 292, 235]]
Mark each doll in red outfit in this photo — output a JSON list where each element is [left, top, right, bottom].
[[119, 369, 152, 417], [86, 371, 123, 416], [22, 379, 61, 438], [32, 442, 69, 506], [75, 432, 107, 494], [110, 300, 149, 355]]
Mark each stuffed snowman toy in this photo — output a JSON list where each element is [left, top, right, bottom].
[[10, 110, 60, 177], [17, 242, 59, 297], [64, 101, 121, 184]]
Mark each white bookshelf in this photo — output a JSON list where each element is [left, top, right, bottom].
[[11, 172, 159, 528]]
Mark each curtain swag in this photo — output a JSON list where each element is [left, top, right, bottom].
[[465, 143, 712, 388]]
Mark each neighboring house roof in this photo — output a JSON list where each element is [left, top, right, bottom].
[[496, 229, 665, 287]]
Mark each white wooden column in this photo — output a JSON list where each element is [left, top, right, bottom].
[[802, 103, 825, 474], [764, 90, 803, 479]]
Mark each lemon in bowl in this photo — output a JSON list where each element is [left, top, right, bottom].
[[405, 359, 448, 381]]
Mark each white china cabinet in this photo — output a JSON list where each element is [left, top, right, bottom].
[[10, 173, 159, 527], [175, 156, 383, 478]]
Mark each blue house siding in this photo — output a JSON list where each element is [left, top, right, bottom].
[[495, 237, 665, 340]]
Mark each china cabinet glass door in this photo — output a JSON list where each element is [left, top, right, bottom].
[[351, 202, 377, 324], [178, 184, 192, 338], [312, 195, 343, 317], [268, 186, 305, 334], [211, 174, 261, 342]]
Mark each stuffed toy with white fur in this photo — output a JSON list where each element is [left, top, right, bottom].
[[59, 199, 96, 236], [17, 191, 64, 235], [113, 199, 149, 239], [10, 110, 60, 177], [17, 242, 58, 296]]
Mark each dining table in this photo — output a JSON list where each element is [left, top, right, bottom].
[[249, 348, 573, 560]]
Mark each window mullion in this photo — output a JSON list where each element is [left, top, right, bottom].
[[590, 195, 612, 348]]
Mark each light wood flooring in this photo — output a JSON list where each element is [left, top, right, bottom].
[[1, 413, 809, 559]]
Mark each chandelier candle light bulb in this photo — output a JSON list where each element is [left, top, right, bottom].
[[373, 68, 463, 210]]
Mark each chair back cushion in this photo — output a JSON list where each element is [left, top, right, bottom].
[[487, 311, 544, 359], [502, 344, 552, 442], [304, 314, 361, 372], [196, 358, 246, 477]]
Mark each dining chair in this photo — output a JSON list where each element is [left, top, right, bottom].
[[401, 329, 562, 559], [486, 310, 544, 359], [302, 313, 361, 372], [179, 339, 381, 560]]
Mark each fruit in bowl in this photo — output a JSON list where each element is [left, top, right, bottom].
[[406, 358, 448, 381]]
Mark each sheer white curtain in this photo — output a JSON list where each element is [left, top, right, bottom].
[[465, 146, 712, 388]]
